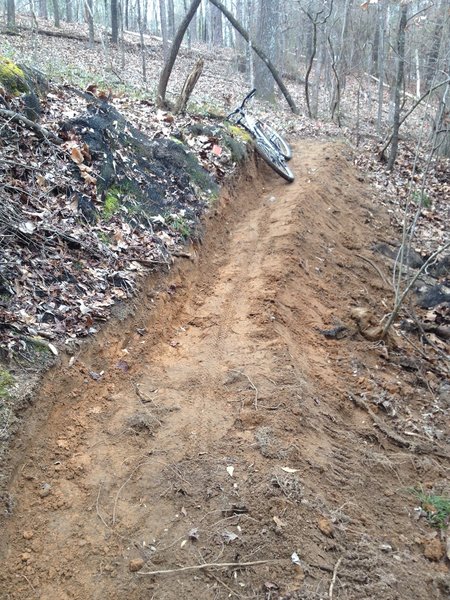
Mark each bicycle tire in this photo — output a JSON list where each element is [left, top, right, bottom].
[[258, 122, 292, 161], [254, 135, 295, 183]]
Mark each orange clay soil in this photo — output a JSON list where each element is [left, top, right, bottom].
[[1, 142, 448, 600]]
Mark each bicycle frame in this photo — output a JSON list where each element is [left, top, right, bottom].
[[226, 89, 294, 183]]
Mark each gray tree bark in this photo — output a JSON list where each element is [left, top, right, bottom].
[[157, 0, 202, 108], [7, 0, 16, 28], [85, 0, 95, 47], [387, 4, 407, 170], [255, 0, 279, 100], [159, 0, 170, 58], [111, 0, 119, 43], [208, 0, 298, 114], [65, 0, 73, 22], [52, 0, 60, 27], [211, 4, 223, 46]]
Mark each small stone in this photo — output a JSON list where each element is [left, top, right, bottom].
[[39, 483, 51, 498], [21, 552, 31, 562], [423, 538, 445, 561], [318, 517, 334, 537], [129, 558, 145, 572], [22, 531, 34, 540]]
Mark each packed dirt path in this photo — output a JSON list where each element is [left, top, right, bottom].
[[1, 142, 448, 600]]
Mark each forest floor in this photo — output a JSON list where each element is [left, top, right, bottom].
[[0, 18, 449, 600], [1, 143, 449, 600]]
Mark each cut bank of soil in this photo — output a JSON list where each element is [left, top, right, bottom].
[[1, 142, 448, 600]]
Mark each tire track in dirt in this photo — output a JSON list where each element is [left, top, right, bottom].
[[1, 143, 448, 600]]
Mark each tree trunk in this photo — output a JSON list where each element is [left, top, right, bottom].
[[159, 0, 170, 59], [52, 0, 60, 27], [167, 0, 175, 38], [435, 82, 450, 157], [85, 0, 95, 47], [39, 0, 48, 19], [7, 0, 16, 28], [210, 4, 223, 46], [175, 59, 204, 113], [65, 0, 73, 22], [376, 0, 386, 134], [111, 0, 119, 43], [255, 0, 279, 100], [136, 0, 146, 82], [208, 0, 298, 114], [157, 0, 202, 108], [387, 4, 407, 170], [304, 18, 317, 119], [125, 0, 129, 30]]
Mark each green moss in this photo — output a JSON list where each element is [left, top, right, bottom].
[[224, 123, 252, 143], [0, 56, 28, 95], [166, 214, 191, 238], [220, 131, 247, 163], [97, 231, 111, 245], [207, 189, 220, 205], [188, 101, 223, 119], [0, 369, 14, 398], [103, 187, 121, 219]]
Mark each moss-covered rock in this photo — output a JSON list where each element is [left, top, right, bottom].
[[0, 56, 28, 95], [62, 102, 219, 235]]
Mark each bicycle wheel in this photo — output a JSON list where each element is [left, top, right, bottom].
[[254, 135, 295, 183], [258, 122, 292, 161]]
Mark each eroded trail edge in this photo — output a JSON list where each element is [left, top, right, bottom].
[[1, 143, 447, 600]]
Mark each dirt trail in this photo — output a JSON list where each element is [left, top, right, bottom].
[[1, 142, 448, 600]]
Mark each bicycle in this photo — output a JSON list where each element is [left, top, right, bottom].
[[226, 89, 294, 183]]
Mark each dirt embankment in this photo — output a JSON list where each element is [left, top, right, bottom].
[[0, 142, 448, 600]]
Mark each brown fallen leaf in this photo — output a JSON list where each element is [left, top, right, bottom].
[[70, 146, 84, 164]]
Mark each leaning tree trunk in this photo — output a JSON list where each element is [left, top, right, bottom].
[[157, 0, 202, 108], [386, 4, 407, 170], [208, 0, 298, 114]]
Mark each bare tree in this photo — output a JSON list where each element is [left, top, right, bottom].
[[6, 0, 16, 29], [301, 0, 333, 119], [157, 0, 202, 108], [208, 0, 298, 113], [111, 0, 119, 43], [255, 0, 279, 100], [84, 0, 95, 47], [159, 0, 170, 59], [51, 0, 60, 27], [387, 3, 408, 170]]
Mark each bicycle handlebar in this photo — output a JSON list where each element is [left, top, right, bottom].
[[226, 89, 257, 121], [240, 88, 256, 108]]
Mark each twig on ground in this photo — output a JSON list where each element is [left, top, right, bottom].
[[329, 557, 342, 599], [138, 558, 278, 575], [207, 572, 241, 597], [112, 461, 150, 525], [231, 369, 259, 409], [355, 253, 390, 288], [20, 574, 37, 595], [0, 108, 63, 144], [349, 393, 450, 459], [96, 482, 111, 529]]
